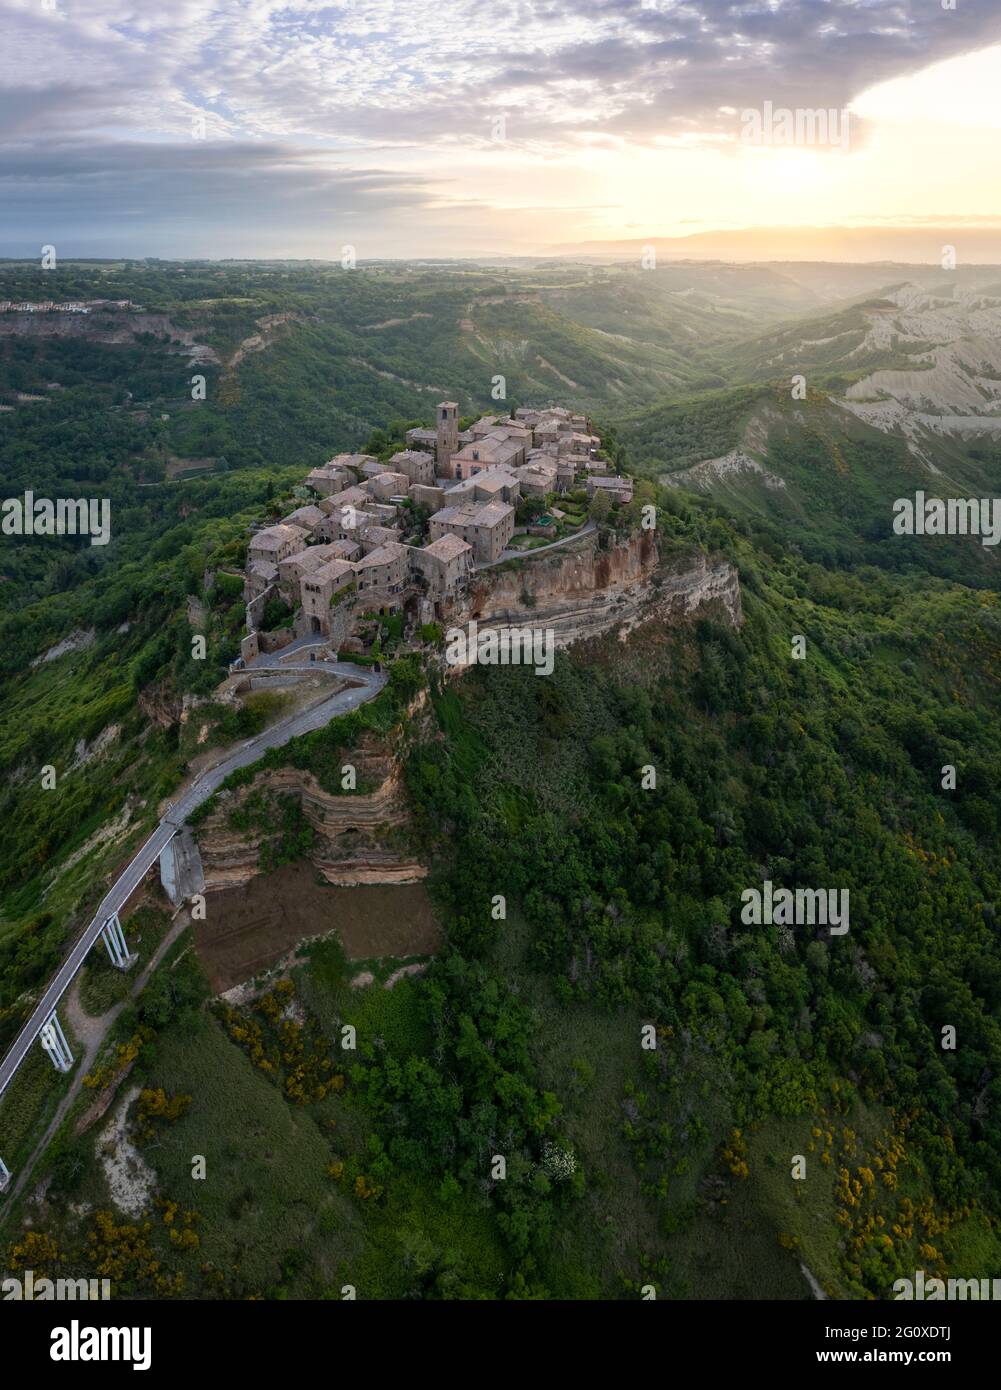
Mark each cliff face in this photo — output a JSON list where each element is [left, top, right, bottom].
[[467, 532, 741, 646], [0, 310, 219, 364], [138, 681, 184, 730], [196, 732, 427, 892], [195, 539, 742, 888]]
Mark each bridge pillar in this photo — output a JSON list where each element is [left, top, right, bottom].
[[39, 1010, 73, 1073], [100, 912, 135, 971], [159, 825, 205, 907], [0, 1156, 10, 1192]]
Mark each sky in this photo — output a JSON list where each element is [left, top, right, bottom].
[[2, 0, 1001, 261]]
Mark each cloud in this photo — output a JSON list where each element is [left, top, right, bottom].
[[0, 137, 442, 257], [1, 0, 1000, 254], [7, 0, 1001, 146]]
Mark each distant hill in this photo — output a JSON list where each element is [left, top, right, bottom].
[[550, 225, 1001, 264], [617, 281, 1001, 585]]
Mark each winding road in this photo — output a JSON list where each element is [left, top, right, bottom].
[[0, 657, 387, 1104]]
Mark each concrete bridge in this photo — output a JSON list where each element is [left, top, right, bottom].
[[0, 656, 387, 1192]]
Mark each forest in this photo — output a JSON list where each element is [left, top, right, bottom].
[[1, 261, 1000, 1299]]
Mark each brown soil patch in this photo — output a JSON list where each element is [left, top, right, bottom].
[[192, 861, 441, 993]]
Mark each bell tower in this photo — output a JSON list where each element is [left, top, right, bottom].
[[436, 400, 459, 478]]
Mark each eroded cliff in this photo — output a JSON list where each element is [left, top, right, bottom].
[[195, 731, 427, 892], [468, 531, 741, 645]]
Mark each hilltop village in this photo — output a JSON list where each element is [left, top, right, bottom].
[[238, 402, 634, 662]]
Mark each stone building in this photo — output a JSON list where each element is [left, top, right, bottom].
[[559, 431, 601, 457], [326, 538, 361, 562], [516, 460, 558, 499], [446, 466, 521, 507], [248, 523, 307, 566], [587, 475, 634, 504], [354, 541, 408, 599], [436, 400, 459, 478], [305, 463, 353, 497], [390, 449, 435, 485], [244, 560, 277, 601], [278, 543, 346, 605], [281, 503, 328, 539], [409, 484, 446, 514], [404, 426, 438, 453], [301, 559, 356, 633], [451, 433, 525, 479], [408, 533, 473, 599], [366, 471, 410, 502], [359, 525, 404, 553], [430, 499, 515, 564], [330, 452, 379, 474], [318, 485, 370, 516], [360, 459, 390, 480]]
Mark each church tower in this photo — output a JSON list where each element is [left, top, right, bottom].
[[436, 400, 459, 478]]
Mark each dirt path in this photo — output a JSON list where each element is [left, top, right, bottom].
[[1, 909, 191, 1220]]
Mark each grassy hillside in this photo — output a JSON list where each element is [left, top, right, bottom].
[[2, 260, 1000, 1300], [6, 488, 1000, 1299]]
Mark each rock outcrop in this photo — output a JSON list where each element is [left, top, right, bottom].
[[195, 733, 426, 891], [0, 308, 219, 364], [194, 536, 741, 891], [468, 531, 741, 645]]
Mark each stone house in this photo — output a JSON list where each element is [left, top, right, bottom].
[[328, 452, 379, 475], [451, 433, 525, 479], [587, 476, 634, 504], [429, 499, 515, 564], [445, 466, 521, 507], [366, 471, 410, 502], [301, 559, 356, 633], [390, 450, 435, 485], [323, 505, 364, 542], [281, 504, 328, 539], [359, 525, 404, 553], [278, 543, 346, 605], [408, 533, 473, 598], [515, 461, 558, 499], [556, 459, 576, 492], [409, 483, 446, 514], [354, 542, 408, 599], [560, 431, 601, 457], [326, 538, 361, 562], [244, 560, 278, 601], [563, 451, 598, 476], [318, 485, 370, 515], [404, 426, 438, 453], [360, 501, 400, 527], [248, 523, 307, 566], [360, 459, 390, 480], [305, 464, 353, 497]]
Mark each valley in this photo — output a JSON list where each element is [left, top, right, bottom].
[[0, 256, 999, 1303]]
